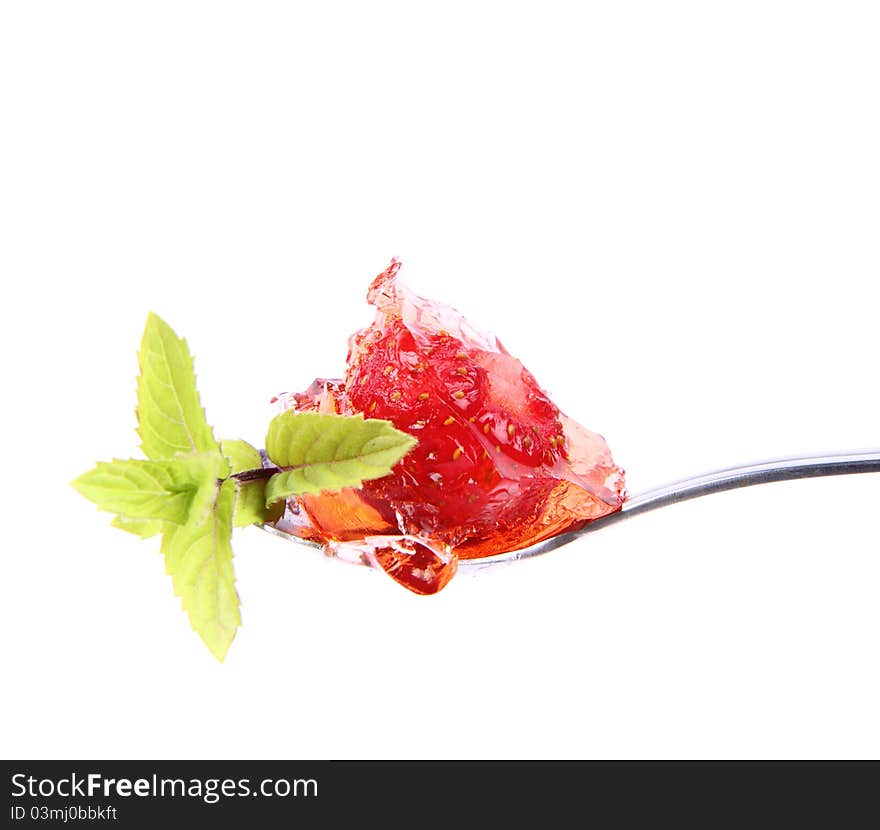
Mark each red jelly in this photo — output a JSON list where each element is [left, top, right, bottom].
[[270, 260, 625, 593]]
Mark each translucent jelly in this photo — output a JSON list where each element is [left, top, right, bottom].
[[269, 260, 625, 594]]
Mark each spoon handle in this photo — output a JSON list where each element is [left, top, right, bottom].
[[622, 448, 880, 517]]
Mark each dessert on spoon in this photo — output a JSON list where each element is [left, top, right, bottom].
[[72, 259, 880, 659], [267, 259, 625, 593]]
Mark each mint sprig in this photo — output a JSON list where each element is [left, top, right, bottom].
[[72, 313, 416, 661]]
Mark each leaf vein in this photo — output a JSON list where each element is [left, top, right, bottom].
[[153, 332, 197, 452]]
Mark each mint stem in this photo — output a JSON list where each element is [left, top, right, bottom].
[[230, 466, 282, 483]]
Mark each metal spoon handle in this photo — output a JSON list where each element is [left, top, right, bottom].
[[622, 448, 880, 517]]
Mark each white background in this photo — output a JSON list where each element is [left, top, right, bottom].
[[1, 2, 878, 760]]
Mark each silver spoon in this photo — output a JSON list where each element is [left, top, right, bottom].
[[261, 448, 880, 570]]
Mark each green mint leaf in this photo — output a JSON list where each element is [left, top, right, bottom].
[[72, 452, 227, 525], [137, 312, 218, 460], [110, 516, 164, 539], [232, 481, 268, 527], [220, 439, 262, 473], [72, 458, 206, 523], [162, 479, 240, 661], [160, 522, 179, 559], [181, 451, 228, 525], [232, 480, 284, 527], [264, 411, 417, 503]]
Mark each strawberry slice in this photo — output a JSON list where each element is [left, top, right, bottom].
[[272, 260, 625, 592]]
